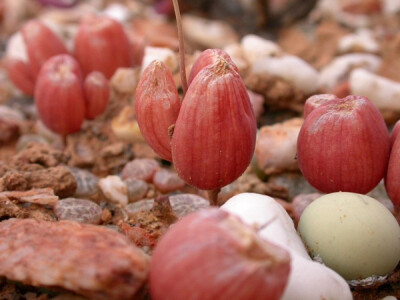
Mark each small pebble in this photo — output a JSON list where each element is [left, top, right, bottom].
[[103, 3, 131, 23], [126, 199, 154, 215], [110, 68, 139, 95], [169, 194, 209, 218], [111, 106, 144, 143], [104, 224, 121, 232], [223, 43, 249, 73], [125, 193, 209, 218], [69, 141, 96, 165], [98, 175, 128, 206], [256, 118, 302, 175], [269, 172, 317, 200], [0, 118, 20, 143], [125, 178, 149, 202], [54, 198, 103, 224], [16, 134, 49, 152], [111, 205, 130, 223], [141, 46, 178, 73], [121, 158, 159, 182], [153, 169, 185, 193], [241, 34, 281, 64], [101, 208, 112, 224], [68, 167, 99, 198], [292, 193, 322, 226], [182, 15, 238, 49], [0, 105, 25, 122], [119, 223, 155, 248], [218, 179, 240, 204], [379, 198, 395, 213], [35, 120, 63, 144]]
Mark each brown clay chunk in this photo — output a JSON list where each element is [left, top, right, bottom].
[[0, 199, 56, 221], [0, 188, 58, 206], [0, 166, 77, 198], [0, 218, 150, 300], [11, 143, 69, 168]]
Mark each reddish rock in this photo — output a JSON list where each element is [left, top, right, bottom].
[[121, 159, 160, 182], [119, 223, 155, 248], [0, 218, 149, 300], [153, 169, 185, 193]]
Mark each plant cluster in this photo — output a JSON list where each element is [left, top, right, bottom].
[[6, 15, 134, 137]]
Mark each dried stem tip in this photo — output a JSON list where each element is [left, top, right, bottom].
[[212, 56, 233, 76]]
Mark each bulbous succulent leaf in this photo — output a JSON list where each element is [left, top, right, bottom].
[[136, 60, 181, 161], [74, 14, 132, 79], [35, 54, 85, 135], [172, 56, 257, 190]]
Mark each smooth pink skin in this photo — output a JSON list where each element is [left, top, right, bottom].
[[386, 133, 400, 207], [171, 58, 257, 190], [390, 120, 400, 149], [21, 20, 69, 79], [303, 94, 336, 119], [297, 95, 390, 194], [74, 14, 132, 79], [150, 208, 290, 300], [83, 71, 110, 120], [188, 49, 239, 86], [34, 55, 85, 136], [135, 60, 181, 161], [5, 58, 35, 96]]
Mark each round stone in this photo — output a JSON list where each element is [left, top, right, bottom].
[[54, 198, 103, 224], [68, 167, 99, 198], [153, 169, 185, 193], [125, 178, 149, 202], [121, 158, 159, 182]]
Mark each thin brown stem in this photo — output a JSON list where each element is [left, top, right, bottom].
[[62, 134, 67, 148], [207, 188, 221, 206], [172, 0, 188, 96]]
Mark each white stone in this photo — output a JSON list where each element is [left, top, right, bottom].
[[256, 118, 302, 175], [241, 34, 281, 65], [223, 43, 249, 73], [252, 55, 319, 94], [141, 46, 178, 74], [318, 53, 381, 90], [103, 3, 131, 23], [338, 29, 379, 53], [182, 15, 238, 49], [6, 32, 28, 62], [350, 68, 400, 112], [98, 175, 128, 206]]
